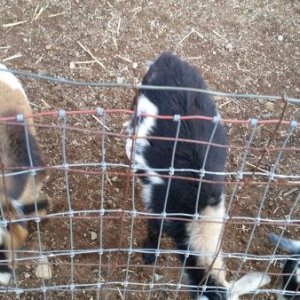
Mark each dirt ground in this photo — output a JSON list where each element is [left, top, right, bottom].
[[0, 0, 300, 299]]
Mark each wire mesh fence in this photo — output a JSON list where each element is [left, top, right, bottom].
[[0, 68, 299, 299]]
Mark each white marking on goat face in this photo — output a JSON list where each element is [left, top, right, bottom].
[[135, 94, 158, 139], [125, 94, 158, 160], [0, 64, 27, 98], [126, 94, 164, 186], [186, 195, 226, 285]]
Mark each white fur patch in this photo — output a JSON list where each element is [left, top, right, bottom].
[[198, 296, 209, 300], [134, 94, 158, 144], [296, 267, 300, 284], [0, 64, 26, 97], [291, 240, 300, 250], [125, 94, 164, 210], [126, 94, 164, 186], [186, 271, 270, 300], [141, 184, 152, 210], [0, 272, 11, 285], [186, 195, 226, 285], [126, 94, 158, 160]]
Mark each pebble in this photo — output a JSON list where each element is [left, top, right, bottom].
[[72, 139, 80, 146], [265, 102, 274, 111], [225, 43, 233, 51], [278, 35, 283, 42], [35, 259, 52, 279], [70, 62, 75, 69], [154, 273, 163, 281], [90, 231, 97, 241], [24, 272, 31, 279]]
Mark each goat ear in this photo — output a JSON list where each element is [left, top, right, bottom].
[[228, 272, 271, 298], [268, 233, 300, 254]]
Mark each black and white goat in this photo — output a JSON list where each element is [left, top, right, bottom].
[[0, 64, 49, 284], [125, 53, 270, 299], [269, 233, 300, 299]]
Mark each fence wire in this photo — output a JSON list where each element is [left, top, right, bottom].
[[0, 68, 299, 299]]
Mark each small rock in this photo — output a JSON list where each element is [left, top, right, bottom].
[[265, 102, 274, 111], [225, 43, 233, 51], [24, 272, 31, 279], [35, 259, 52, 279], [72, 139, 80, 146], [241, 224, 246, 232], [154, 273, 163, 281], [112, 176, 118, 182], [132, 62, 138, 69], [70, 62, 75, 69], [90, 231, 97, 241], [278, 35, 283, 42], [45, 44, 52, 50]]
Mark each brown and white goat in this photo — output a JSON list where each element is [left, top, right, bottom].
[[0, 64, 49, 284]]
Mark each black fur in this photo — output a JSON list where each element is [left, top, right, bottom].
[[0, 245, 11, 275], [282, 259, 300, 299], [129, 53, 227, 299]]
